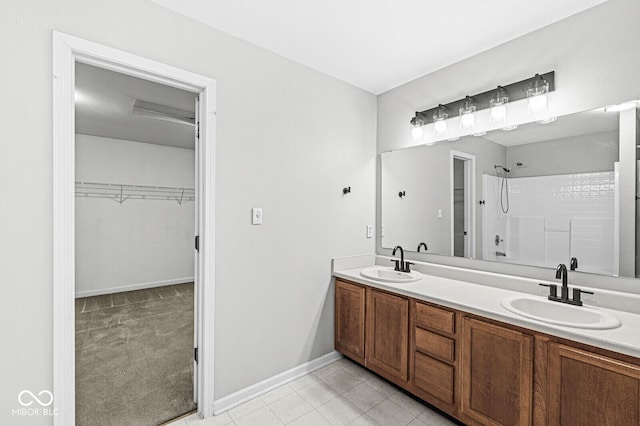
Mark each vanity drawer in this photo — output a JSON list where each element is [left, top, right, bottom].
[[414, 352, 455, 404], [415, 327, 455, 362], [415, 302, 455, 335]]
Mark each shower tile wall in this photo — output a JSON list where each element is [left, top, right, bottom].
[[483, 171, 616, 274]]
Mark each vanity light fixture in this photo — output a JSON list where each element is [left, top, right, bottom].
[[527, 74, 550, 115], [409, 72, 554, 141], [604, 100, 639, 112], [459, 96, 476, 131], [433, 104, 449, 136], [410, 112, 426, 143]]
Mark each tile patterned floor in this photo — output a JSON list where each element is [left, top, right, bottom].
[[169, 358, 460, 426]]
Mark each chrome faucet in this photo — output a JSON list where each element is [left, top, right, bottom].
[[539, 262, 593, 306], [391, 245, 414, 272]]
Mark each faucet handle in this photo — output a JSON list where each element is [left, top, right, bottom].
[[390, 259, 400, 271], [404, 262, 415, 272], [539, 283, 558, 298], [572, 288, 594, 305]]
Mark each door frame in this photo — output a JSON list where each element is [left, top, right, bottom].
[[52, 32, 216, 423], [449, 150, 476, 258]]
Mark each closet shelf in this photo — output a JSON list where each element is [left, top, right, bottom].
[[75, 181, 195, 205]]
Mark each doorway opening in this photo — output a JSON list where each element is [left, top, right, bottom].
[[53, 32, 216, 425], [450, 150, 476, 258], [74, 62, 198, 425]]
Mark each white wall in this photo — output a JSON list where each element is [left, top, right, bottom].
[[381, 137, 505, 255], [0, 1, 376, 422], [377, 0, 640, 276], [507, 131, 618, 178], [75, 134, 195, 296]]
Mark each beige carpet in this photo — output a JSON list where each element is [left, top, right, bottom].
[[75, 283, 196, 426]]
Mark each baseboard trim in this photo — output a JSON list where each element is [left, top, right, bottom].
[[75, 277, 194, 298], [212, 351, 343, 415]]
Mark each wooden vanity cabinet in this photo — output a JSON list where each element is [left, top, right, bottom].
[[334, 279, 366, 364], [412, 301, 459, 415], [365, 288, 411, 387], [544, 343, 640, 426], [461, 317, 533, 426], [334, 277, 640, 426]]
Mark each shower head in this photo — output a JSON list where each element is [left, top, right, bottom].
[[496, 162, 524, 173]]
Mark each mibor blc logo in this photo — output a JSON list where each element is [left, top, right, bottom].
[[12, 390, 58, 417]]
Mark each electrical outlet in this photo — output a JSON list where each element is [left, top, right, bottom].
[[366, 225, 373, 238], [252, 207, 263, 225]]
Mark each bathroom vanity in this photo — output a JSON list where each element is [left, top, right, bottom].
[[333, 259, 640, 426]]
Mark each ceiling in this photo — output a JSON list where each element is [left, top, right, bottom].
[[75, 63, 197, 149], [149, 0, 607, 94]]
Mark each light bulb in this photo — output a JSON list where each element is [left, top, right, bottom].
[[528, 94, 548, 114], [434, 119, 447, 136], [433, 105, 448, 136], [489, 86, 508, 126], [411, 125, 424, 142], [527, 74, 549, 115], [460, 112, 475, 130], [410, 113, 425, 143], [459, 96, 476, 131], [491, 105, 506, 121]]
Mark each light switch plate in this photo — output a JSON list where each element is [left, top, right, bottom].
[[252, 207, 263, 225], [366, 225, 373, 238]]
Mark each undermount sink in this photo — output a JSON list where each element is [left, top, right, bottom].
[[500, 295, 621, 330], [360, 267, 422, 284]]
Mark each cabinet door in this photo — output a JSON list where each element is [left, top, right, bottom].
[[547, 343, 640, 426], [335, 279, 366, 364], [461, 318, 533, 426], [366, 289, 410, 385]]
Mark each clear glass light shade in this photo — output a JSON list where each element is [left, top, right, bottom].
[[489, 87, 509, 126], [434, 119, 448, 136], [459, 97, 476, 131], [527, 76, 550, 114], [411, 114, 425, 143], [411, 125, 424, 142], [528, 93, 548, 114], [433, 107, 448, 136]]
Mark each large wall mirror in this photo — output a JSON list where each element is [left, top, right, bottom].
[[381, 103, 640, 278]]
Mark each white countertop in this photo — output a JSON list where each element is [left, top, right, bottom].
[[334, 264, 640, 359]]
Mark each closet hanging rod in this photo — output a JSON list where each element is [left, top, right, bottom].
[[75, 181, 195, 205]]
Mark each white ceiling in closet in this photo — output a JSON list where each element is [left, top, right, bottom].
[[75, 63, 197, 149]]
